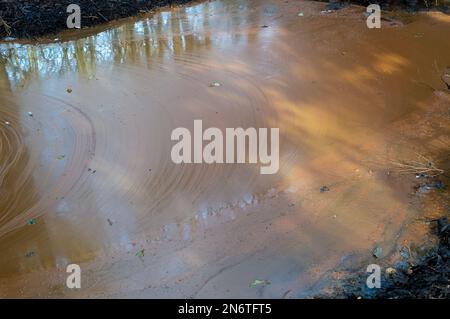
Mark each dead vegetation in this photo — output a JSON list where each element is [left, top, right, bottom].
[[0, 0, 192, 40], [390, 153, 445, 177], [370, 217, 450, 299], [0, 17, 11, 37]]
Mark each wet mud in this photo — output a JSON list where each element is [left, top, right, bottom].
[[0, 0, 450, 298]]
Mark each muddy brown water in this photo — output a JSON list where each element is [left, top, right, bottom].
[[0, 0, 449, 298]]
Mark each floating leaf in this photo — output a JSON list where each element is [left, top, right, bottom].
[[373, 246, 383, 258], [209, 82, 221, 87], [250, 279, 271, 288], [136, 249, 145, 259]]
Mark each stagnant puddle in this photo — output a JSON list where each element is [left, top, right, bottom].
[[0, 0, 449, 297]]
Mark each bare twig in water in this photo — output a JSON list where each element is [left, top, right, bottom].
[[390, 153, 444, 177]]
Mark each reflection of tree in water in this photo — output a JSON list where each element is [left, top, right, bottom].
[[0, 59, 104, 278], [0, 60, 51, 277], [0, 0, 265, 279], [0, 0, 262, 88]]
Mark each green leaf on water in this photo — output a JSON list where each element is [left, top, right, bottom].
[[56, 154, 65, 160], [250, 279, 271, 288], [136, 249, 145, 259]]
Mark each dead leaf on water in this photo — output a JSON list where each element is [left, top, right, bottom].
[[209, 82, 221, 87]]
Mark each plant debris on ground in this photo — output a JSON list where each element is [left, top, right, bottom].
[[371, 217, 450, 298], [326, 216, 450, 299]]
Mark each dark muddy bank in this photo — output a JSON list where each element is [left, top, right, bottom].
[[343, 217, 449, 299], [0, 0, 192, 39], [375, 217, 449, 299], [370, 164, 450, 299]]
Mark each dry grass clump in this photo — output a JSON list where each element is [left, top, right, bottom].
[[390, 153, 445, 177]]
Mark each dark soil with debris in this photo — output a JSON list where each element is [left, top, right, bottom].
[[374, 217, 449, 298], [322, 215, 450, 299], [0, 0, 192, 40]]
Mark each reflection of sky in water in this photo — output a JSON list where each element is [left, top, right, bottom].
[[0, 0, 266, 88]]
